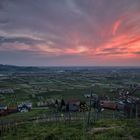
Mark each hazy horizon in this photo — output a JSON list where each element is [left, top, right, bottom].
[[1, 64, 140, 68]]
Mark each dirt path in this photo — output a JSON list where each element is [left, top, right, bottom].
[[128, 135, 136, 140], [89, 126, 120, 134]]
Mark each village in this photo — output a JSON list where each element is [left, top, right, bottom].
[[0, 81, 140, 119]]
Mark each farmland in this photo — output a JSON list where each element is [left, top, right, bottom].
[[0, 65, 140, 139], [1, 65, 140, 105]]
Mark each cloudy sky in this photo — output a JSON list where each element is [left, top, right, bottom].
[[0, 0, 140, 66]]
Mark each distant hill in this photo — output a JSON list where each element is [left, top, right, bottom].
[[0, 64, 140, 73], [0, 64, 42, 73]]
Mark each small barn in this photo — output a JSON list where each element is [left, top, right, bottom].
[[100, 100, 117, 110], [66, 100, 80, 112]]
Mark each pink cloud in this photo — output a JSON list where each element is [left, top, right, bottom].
[[112, 19, 122, 35]]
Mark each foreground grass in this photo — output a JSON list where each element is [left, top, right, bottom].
[[1, 119, 140, 140]]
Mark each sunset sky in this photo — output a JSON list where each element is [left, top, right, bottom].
[[0, 0, 140, 66]]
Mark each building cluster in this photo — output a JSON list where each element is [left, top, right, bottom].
[[89, 85, 140, 118], [37, 98, 88, 112], [0, 88, 14, 94], [0, 102, 32, 116]]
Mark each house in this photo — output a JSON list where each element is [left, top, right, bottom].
[[8, 106, 18, 114], [0, 104, 7, 110], [66, 100, 80, 112], [18, 102, 32, 112], [37, 101, 48, 107], [0, 88, 14, 94], [0, 104, 8, 116], [37, 99, 55, 107], [18, 104, 29, 112], [100, 100, 117, 110]]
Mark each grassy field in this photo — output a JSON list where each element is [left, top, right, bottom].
[[1, 108, 140, 140], [1, 119, 140, 140]]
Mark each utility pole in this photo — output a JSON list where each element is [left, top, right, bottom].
[[87, 89, 92, 127], [135, 103, 138, 120]]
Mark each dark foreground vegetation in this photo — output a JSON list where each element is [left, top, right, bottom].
[[1, 119, 140, 140]]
